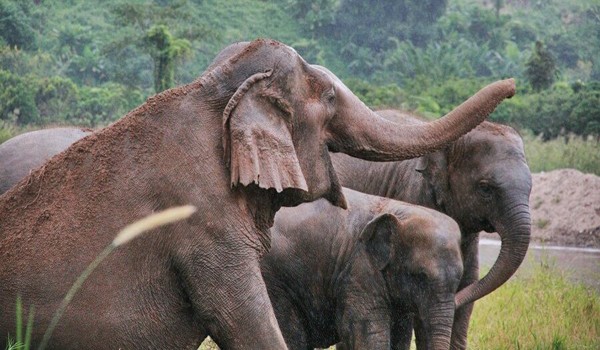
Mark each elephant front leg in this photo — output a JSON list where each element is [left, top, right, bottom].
[[450, 234, 480, 350], [390, 312, 414, 350], [266, 289, 310, 350], [177, 243, 288, 349]]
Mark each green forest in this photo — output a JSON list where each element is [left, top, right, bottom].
[[1, 0, 599, 171]]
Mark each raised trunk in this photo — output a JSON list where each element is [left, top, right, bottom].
[[330, 79, 515, 161], [455, 205, 531, 307]]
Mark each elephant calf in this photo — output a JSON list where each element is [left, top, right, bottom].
[[262, 188, 463, 350]]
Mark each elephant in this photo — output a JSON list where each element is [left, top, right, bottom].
[[0, 38, 516, 349], [0, 127, 92, 194], [332, 110, 532, 349], [263, 188, 464, 350]]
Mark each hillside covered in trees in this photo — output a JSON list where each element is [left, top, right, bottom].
[[1, 0, 599, 142]]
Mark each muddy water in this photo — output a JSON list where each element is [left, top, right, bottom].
[[479, 239, 600, 292]]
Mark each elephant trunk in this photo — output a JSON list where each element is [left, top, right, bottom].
[[455, 203, 531, 308], [417, 298, 455, 350], [330, 79, 515, 162]]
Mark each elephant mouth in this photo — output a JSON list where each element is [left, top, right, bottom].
[[479, 218, 495, 233]]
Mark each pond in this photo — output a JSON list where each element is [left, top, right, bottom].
[[479, 239, 600, 293]]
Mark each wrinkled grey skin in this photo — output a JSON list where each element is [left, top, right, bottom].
[[332, 110, 532, 350], [0, 39, 516, 350], [263, 188, 463, 350], [0, 128, 91, 194]]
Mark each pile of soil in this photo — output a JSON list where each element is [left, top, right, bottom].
[[484, 168, 600, 248]]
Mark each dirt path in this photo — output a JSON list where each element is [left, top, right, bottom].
[[483, 168, 600, 248]]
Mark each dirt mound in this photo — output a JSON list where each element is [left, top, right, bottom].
[[482, 168, 600, 248], [529, 169, 600, 248]]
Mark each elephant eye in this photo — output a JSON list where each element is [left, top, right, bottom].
[[323, 88, 336, 104], [478, 180, 494, 198]]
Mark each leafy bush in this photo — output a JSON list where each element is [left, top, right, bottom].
[[35, 76, 79, 123], [0, 69, 39, 124], [0, 120, 17, 144], [343, 78, 405, 109], [73, 83, 144, 127], [0, 0, 36, 50], [489, 81, 600, 140]]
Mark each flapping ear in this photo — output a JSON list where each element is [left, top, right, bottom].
[[415, 150, 449, 209], [223, 71, 308, 193], [360, 213, 399, 271]]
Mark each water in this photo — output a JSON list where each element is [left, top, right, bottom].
[[479, 239, 600, 292]]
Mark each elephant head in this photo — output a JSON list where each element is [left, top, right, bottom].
[[206, 39, 516, 210], [417, 121, 532, 307], [360, 212, 463, 349]]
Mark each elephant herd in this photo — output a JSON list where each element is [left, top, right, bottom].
[[0, 39, 530, 349]]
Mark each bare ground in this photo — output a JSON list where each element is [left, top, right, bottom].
[[483, 169, 600, 248]]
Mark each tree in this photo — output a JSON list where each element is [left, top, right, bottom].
[[143, 25, 191, 93], [0, 0, 36, 49], [333, 0, 447, 51], [0, 69, 39, 124], [287, 0, 337, 37], [106, 2, 210, 90], [525, 41, 556, 92]]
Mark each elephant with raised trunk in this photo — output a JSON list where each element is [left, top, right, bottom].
[[0, 127, 92, 194], [263, 188, 463, 350], [332, 110, 532, 349], [0, 39, 515, 349]]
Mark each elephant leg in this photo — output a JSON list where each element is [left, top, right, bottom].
[[390, 313, 414, 350], [176, 238, 288, 350], [267, 289, 310, 350], [450, 234, 480, 350], [413, 317, 427, 350]]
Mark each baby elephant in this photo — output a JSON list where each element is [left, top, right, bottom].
[[262, 188, 463, 350]]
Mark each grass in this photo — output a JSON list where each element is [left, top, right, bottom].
[[535, 218, 550, 229], [468, 260, 600, 349], [0, 121, 17, 144], [523, 132, 600, 176], [197, 260, 600, 350]]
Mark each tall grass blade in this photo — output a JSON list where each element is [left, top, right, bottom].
[[37, 205, 196, 350], [24, 306, 34, 350], [15, 296, 22, 346]]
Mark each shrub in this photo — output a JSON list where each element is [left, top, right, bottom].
[[343, 78, 405, 109], [35, 76, 79, 124], [0, 120, 17, 144], [0, 69, 39, 124], [73, 83, 144, 127]]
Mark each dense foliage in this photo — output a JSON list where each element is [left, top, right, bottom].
[[0, 0, 599, 142]]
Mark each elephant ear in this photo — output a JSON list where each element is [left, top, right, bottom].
[[360, 213, 399, 271], [223, 71, 308, 193], [415, 150, 449, 209]]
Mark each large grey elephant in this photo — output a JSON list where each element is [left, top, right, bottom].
[[263, 188, 463, 350], [0, 127, 92, 194], [0, 39, 515, 349], [332, 110, 532, 349]]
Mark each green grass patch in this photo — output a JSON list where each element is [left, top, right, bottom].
[[523, 132, 600, 176], [469, 262, 600, 349], [0, 121, 17, 144], [535, 218, 550, 229], [199, 259, 600, 349]]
